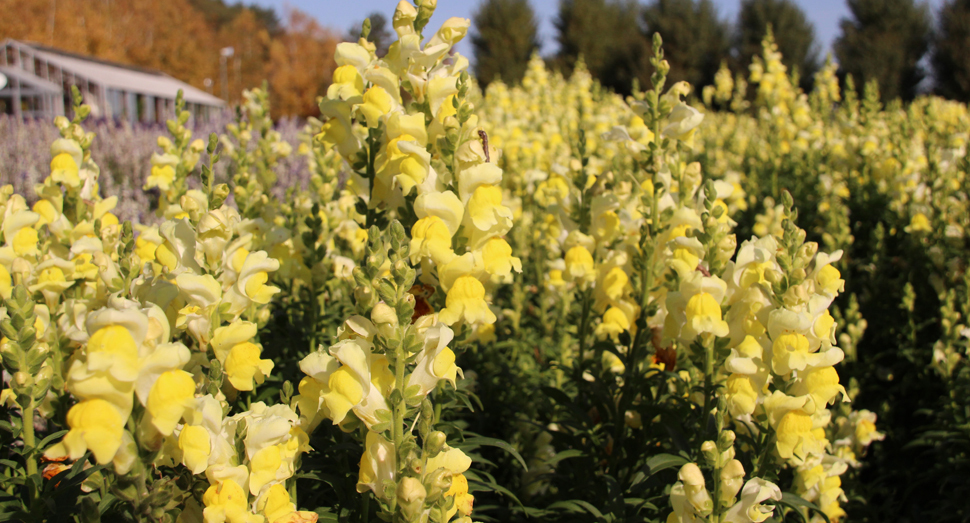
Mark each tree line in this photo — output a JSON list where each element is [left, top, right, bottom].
[[4, 0, 969, 115], [472, 0, 970, 104]]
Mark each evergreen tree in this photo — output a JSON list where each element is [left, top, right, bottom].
[[472, 0, 540, 87], [349, 12, 392, 57], [642, 0, 730, 90], [834, 0, 931, 102], [933, 0, 970, 101], [735, 0, 819, 89], [555, 0, 647, 95]]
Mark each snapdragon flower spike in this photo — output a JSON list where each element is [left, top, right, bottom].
[[48, 299, 193, 466], [309, 2, 517, 335]]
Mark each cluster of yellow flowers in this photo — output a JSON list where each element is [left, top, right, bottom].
[[293, 1, 524, 520], [13, 2, 961, 521], [471, 34, 885, 522], [701, 32, 969, 390], [0, 93, 322, 521]]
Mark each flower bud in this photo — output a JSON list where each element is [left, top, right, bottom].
[[765, 269, 784, 284], [425, 430, 447, 457], [719, 459, 745, 506], [211, 183, 230, 207], [393, 1, 418, 36], [798, 241, 818, 261], [425, 467, 452, 501], [397, 477, 427, 520], [371, 302, 399, 326], [678, 463, 713, 516], [34, 361, 52, 380], [624, 410, 642, 429], [14, 372, 30, 387], [355, 286, 377, 309], [392, 259, 409, 280], [701, 440, 718, 467]]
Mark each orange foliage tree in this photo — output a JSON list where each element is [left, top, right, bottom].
[[267, 9, 338, 118]]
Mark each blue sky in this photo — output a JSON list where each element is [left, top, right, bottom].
[[250, 0, 946, 58]]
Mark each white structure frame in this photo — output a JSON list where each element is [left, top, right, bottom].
[[0, 39, 225, 122]]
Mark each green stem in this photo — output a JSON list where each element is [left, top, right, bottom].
[[576, 288, 593, 370], [21, 398, 37, 480], [309, 279, 320, 352], [365, 129, 380, 228], [702, 334, 715, 424], [392, 341, 408, 462]]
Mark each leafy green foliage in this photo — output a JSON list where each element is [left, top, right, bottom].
[[932, 0, 970, 101], [734, 0, 819, 90], [472, 0, 541, 87], [641, 0, 730, 91], [834, 0, 931, 102], [554, 0, 648, 95]]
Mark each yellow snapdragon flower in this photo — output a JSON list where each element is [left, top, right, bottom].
[[480, 237, 521, 280], [146, 369, 196, 435], [438, 275, 496, 326], [249, 444, 282, 495], [202, 479, 260, 523], [179, 425, 211, 474], [410, 216, 456, 265], [358, 86, 394, 129], [46, 398, 125, 464], [225, 342, 275, 391], [563, 245, 595, 283], [50, 153, 81, 188], [682, 292, 730, 340]]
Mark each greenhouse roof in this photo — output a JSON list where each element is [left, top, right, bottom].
[[0, 65, 62, 93], [2, 39, 225, 107]]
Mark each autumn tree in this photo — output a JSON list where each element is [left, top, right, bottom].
[[472, 0, 541, 87], [642, 0, 730, 90], [189, 0, 281, 35], [268, 9, 338, 118], [0, 0, 216, 84], [215, 9, 273, 104]]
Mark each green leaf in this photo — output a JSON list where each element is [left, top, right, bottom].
[[467, 477, 524, 508], [771, 492, 831, 523], [36, 430, 68, 452], [645, 453, 689, 475], [544, 449, 584, 466], [548, 500, 604, 519], [457, 435, 528, 471]]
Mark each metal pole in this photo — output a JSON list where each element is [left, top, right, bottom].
[[220, 55, 227, 102], [219, 46, 234, 103], [13, 77, 21, 120]]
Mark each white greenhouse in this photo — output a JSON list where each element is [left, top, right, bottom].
[[0, 39, 225, 122]]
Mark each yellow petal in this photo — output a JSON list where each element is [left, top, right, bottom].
[[147, 370, 196, 435]]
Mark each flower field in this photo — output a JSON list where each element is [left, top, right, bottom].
[[0, 2, 967, 522]]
